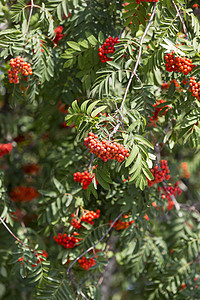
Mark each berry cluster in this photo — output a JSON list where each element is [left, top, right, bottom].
[[71, 209, 100, 228], [78, 256, 96, 270], [84, 132, 129, 163], [149, 99, 170, 126], [180, 162, 190, 179], [80, 209, 100, 225], [53, 26, 65, 45], [98, 36, 119, 63], [165, 51, 195, 75], [189, 77, 200, 101], [53, 232, 81, 249], [10, 186, 40, 202], [23, 164, 40, 175], [0, 143, 13, 157], [70, 218, 82, 229], [8, 57, 32, 84], [110, 215, 134, 230], [159, 182, 182, 211], [147, 160, 170, 187], [73, 171, 98, 189]]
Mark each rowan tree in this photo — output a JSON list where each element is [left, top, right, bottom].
[[0, 0, 200, 299]]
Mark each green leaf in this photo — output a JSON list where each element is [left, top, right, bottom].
[[95, 172, 110, 190], [86, 32, 98, 46], [87, 100, 101, 115], [125, 144, 139, 167], [98, 31, 104, 44], [67, 41, 81, 51], [52, 177, 65, 194], [134, 134, 154, 149], [91, 106, 107, 118], [142, 167, 154, 181]]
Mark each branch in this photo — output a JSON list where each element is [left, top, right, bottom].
[[25, 0, 34, 36], [171, 0, 188, 39], [119, 3, 157, 111], [0, 216, 27, 247], [67, 212, 123, 275]]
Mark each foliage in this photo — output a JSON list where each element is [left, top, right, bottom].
[[0, 0, 200, 299]]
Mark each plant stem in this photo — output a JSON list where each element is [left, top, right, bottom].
[[25, 0, 34, 36], [0, 216, 27, 247], [120, 3, 157, 111]]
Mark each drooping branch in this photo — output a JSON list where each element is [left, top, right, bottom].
[[171, 0, 189, 39], [0, 216, 27, 247], [25, 0, 34, 36], [119, 2, 157, 111]]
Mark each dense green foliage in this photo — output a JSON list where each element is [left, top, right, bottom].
[[0, 0, 200, 299]]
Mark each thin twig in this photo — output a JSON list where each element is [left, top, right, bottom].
[[0, 216, 27, 247], [67, 212, 123, 275], [10, 198, 27, 234], [109, 115, 122, 140], [25, 0, 34, 36], [88, 154, 95, 170], [171, 0, 188, 40], [119, 3, 157, 111]]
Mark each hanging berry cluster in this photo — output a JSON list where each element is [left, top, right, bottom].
[[110, 215, 134, 230], [53, 232, 82, 249], [149, 100, 170, 127], [78, 256, 96, 270], [189, 77, 200, 101], [10, 186, 40, 202], [73, 171, 98, 189], [0, 143, 13, 157], [98, 36, 119, 63], [84, 132, 129, 163], [165, 51, 195, 75], [158, 182, 182, 211], [80, 209, 100, 225], [8, 57, 32, 84], [147, 160, 170, 187], [71, 209, 100, 228]]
